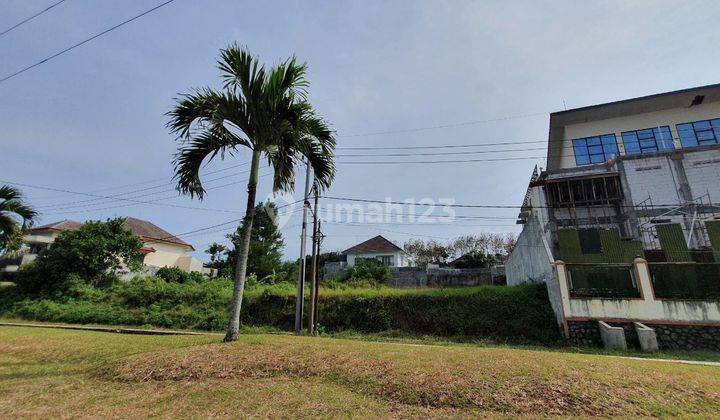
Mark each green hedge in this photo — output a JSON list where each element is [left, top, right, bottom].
[[0, 278, 560, 344]]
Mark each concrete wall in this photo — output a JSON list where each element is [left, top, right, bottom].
[[555, 101, 720, 169], [325, 264, 499, 288], [506, 216, 554, 286]]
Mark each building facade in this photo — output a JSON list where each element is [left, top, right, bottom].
[[1, 218, 214, 277], [507, 84, 720, 350], [343, 235, 413, 268]]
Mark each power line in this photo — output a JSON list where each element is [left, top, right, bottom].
[[0, 0, 68, 38], [29, 162, 250, 201], [335, 146, 547, 158], [1, 178, 244, 214], [0, 0, 176, 84], [37, 167, 256, 210], [155, 199, 304, 241], [320, 195, 701, 210], [338, 111, 548, 137], [336, 156, 547, 164], [41, 172, 274, 215], [336, 139, 549, 150]]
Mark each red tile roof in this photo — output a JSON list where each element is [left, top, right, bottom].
[[343, 235, 403, 254], [30, 218, 193, 250]]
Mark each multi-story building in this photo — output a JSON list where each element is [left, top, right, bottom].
[[507, 84, 720, 350]]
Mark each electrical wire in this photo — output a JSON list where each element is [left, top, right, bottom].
[[0, 0, 176, 84], [0, 0, 68, 38]]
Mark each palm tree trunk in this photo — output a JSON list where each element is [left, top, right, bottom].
[[224, 150, 261, 342]]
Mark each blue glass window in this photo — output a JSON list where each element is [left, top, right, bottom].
[[572, 134, 618, 165], [676, 118, 720, 148], [621, 126, 674, 155]]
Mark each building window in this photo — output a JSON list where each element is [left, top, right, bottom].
[[545, 175, 623, 207], [621, 126, 674, 155], [572, 134, 618, 165], [676, 118, 720, 148], [377, 255, 394, 266]]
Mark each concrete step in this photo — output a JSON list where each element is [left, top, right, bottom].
[[633, 322, 659, 352], [599, 321, 627, 350]]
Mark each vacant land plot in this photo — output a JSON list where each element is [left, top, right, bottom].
[[1, 326, 719, 418]]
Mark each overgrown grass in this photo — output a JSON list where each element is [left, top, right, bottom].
[[1, 326, 719, 417], [0, 277, 560, 344]]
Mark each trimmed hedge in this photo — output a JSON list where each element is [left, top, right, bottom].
[[0, 278, 560, 344]]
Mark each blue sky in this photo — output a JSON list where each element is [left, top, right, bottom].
[[2, 0, 720, 261]]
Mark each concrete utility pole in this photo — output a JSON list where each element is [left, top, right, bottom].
[[308, 191, 320, 334], [294, 162, 312, 335], [312, 220, 323, 331]]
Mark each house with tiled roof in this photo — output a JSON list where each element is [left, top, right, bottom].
[[342, 235, 413, 267], [7, 217, 212, 275]]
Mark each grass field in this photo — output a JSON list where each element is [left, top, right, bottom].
[[1, 326, 719, 417]]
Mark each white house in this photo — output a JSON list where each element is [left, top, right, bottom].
[[2, 217, 214, 276], [343, 235, 412, 267]]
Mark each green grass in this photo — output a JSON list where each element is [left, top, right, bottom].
[[0, 326, 719, 418]]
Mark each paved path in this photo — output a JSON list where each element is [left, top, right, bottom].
[[0, 321, 221, 336]]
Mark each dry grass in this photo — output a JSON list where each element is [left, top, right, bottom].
[[1, 326, 719, 418]]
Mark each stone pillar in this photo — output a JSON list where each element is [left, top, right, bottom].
[[632, 257, 654, 302]]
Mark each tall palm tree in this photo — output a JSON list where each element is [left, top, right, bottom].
[[0, 185, 37, 253], [167, 44, 335, 342]]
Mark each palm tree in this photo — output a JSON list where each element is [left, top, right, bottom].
[[167, 44, 335, 342], [0, 185, 37, 253]]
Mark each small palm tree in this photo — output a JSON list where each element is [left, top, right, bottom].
[[0, 185, 37, 253], [167, 44, 335, 342]]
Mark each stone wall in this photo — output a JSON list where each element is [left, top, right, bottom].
[[426, 267, 493, 287], [567, 320, 720, 351], [323, 263, 500, 289]]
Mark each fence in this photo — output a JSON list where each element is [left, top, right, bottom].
[[649, 262, 720, 300], [565, 264, 639, 298]]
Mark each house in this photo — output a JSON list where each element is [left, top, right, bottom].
[[343, 235, 412, 267], [2, 217, 214, 276], [506, 83, 720, 350]]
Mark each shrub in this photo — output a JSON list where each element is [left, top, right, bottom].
[[344, 259, 391, 284], [155, 267, 204, 284], [0, 278, 560, 344]]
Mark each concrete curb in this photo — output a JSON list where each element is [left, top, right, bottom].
[[0, 321, 222, 336]]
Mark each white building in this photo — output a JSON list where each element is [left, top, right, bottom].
[[343, 235, 413, 267], [506, 84, 720, 350], [2, 218, 214, 276]]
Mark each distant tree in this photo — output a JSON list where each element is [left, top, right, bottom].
[[204, 242, 227, 268], [403, 239, 452, 267], [225, 202, 284, 281], [450, 250, 496, 268], [167, 44, 335, 342], [0, 185, 37, 254], [451, 233, 517, 262], [15, 218, 143, 294], [343, 258, 391, 284]]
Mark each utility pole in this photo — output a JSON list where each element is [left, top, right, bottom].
[[294, 162, 312, 335], [313, 220, 324, 332], [308, 190, 320, 334]]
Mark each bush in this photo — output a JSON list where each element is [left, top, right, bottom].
[[0, 277, 560, 344], [344, 259, 391, 284], [155, 267, 204, 284]]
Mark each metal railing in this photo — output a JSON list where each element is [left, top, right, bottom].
[[566, 263, 640, 298], [649, 262, 720, 300]]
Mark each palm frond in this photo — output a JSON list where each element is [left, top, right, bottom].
[[172, 127, 247, 199]]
